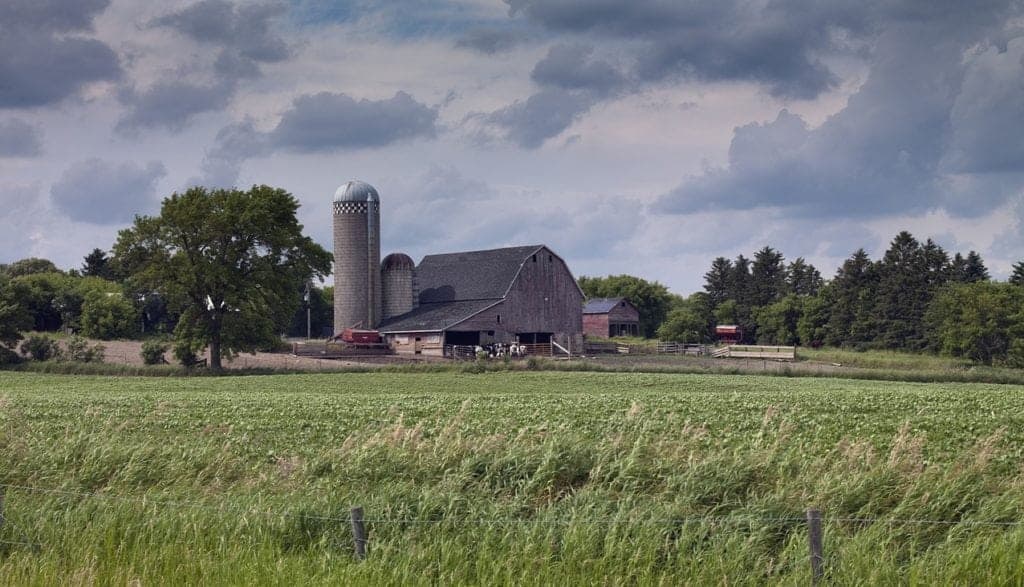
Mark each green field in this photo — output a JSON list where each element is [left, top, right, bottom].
[[3, 371, 1024, 584]]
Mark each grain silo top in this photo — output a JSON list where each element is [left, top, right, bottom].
[[333, 180, 380, 203]]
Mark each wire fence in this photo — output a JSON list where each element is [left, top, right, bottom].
[[3, 478, 1023, 582]]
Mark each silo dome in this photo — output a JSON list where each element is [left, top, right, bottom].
[[381, 253, 415, 271], [334, 180, 379, 203]]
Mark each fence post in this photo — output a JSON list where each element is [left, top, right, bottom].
[[351, 506, 367, 559], [807, 508, 823, 584]]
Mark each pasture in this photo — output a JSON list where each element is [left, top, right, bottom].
[[2, 371, 1024, 584]]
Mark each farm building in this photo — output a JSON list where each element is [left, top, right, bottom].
[[332, 180, 584, 355], [715, 325, 743, 344], [582, 298, 640, 338]]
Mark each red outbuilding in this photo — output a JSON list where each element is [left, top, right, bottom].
[[583, 298, 641, 338]]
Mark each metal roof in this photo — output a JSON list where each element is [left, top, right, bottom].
[[583, 297, 627, 314], [333, 180, 380, 203], [378, 299, 499, 333], [415, 245, 545, 304]]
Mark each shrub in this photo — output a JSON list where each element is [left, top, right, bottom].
[[173, 339, 204, 368], [141, 339, 171, 365], [80, 292, 136, 340], [20, 334, 62, 361], [65, 335, 105, 363], [0, 346, 22, 365]]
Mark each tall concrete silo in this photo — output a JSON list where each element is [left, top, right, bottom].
[[381, 253, 415, 320], [333, 180, 381, 331]]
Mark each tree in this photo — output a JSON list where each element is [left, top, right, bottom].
[[925, 282, 1024, 365], [113, 185, 333, 370], [753, 295, 803, 345], [956, 251, 989, 283], [287, 283, 333, 338], [0, 274, 32, 362], [703, 257, 733, 306], [825, 249, 878, 347], [82, 248, 114, 280], [786, 257, 823, 297], [3, 257, 61, 278], [656, 293, 714, 343], [875, 231, 931, 350], [1011, 261, 1024, 286], [751, 246, 787, 307], [797, 288, 832, 347], [80, 291, 137, 340], [578, 274, 673, 338]]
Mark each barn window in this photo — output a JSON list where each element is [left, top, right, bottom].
[[487, 330, 495, 336], [532, 254, 537, 262], [548, 254, 552, 262], [496, 314, 501, 324]]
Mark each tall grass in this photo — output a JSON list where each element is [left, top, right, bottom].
[[2, 371, 1024, 582]]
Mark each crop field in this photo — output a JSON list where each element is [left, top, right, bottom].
[[2, 371, 1024, 584]]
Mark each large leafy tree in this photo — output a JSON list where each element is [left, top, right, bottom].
[[0, 274, 32, 361], [656, 292, 715, 343], [925, 282, 1024, 365], [114, 185, 332, 369], [577, 274, 673, 338], [3, 257, 61, 278]]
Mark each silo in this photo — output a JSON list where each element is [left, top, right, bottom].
[[381, 253, 415, 320], [333, 180, 382, 331]]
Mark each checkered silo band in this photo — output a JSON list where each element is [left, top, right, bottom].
[[334, 202, 379, 214]]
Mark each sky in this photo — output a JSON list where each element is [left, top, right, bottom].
[[2, 0, 1024, 294]]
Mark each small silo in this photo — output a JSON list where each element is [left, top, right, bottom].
[[332, 180, 382, 331], [381, 253, 415, 320]]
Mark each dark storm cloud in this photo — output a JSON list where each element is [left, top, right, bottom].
[[455, 28, 523, 54], [0, 0, 120, 109], [504, 0, 875, 99], [117, 80, 235, 133], [530, 44, 626, 94], [483, 45, 626, 148], [116, 1, 291, 132], [0, 119, 43, 157], [270, 91, 438, 152], [153, 0, 290, 65], [654, 4, 1024, 220], [51, 159, 167, 225]]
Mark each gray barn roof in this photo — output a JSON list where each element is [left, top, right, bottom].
[[378, 299, 498, 333], [416, 245, 545, 304], [583, 297, 629, 314]]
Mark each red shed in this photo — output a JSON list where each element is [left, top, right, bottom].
[[715, 325, 743, 345], [583, 298, 640, 338]]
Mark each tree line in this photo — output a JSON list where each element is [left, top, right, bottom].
[[580, 231, 1024, 366], [0, 185, 332, 369]]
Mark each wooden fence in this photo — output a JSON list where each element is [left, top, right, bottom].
[[712, 345, 796, 361]]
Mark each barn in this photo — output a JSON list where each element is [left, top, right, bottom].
[[582, 297, 640, 338], [377, 245, 584, 355]]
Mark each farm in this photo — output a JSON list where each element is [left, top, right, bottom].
[[3, 371, 1024, 583]]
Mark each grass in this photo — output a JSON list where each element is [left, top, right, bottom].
[[797, 347, 974, 371], [2, 370, 1024, 583]]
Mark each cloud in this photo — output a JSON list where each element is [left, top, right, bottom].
[[153, 0, 290, 65], [115, 0, 291, 132], [503, 0, 874, 100], [0, 119, 43, 157], [656, 12, 1024, 220], [117, 80, 235, 133], [50, 159, 167, 225], [484, 89, 596, 149], [0, 0, 120, 108], [530, 44, 626, 94], [270, 91, 438, 152], [194, 119, 270, 188], [455, 27, 523, 54]]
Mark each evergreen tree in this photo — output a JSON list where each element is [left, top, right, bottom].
[[81, 248, 114, 280], [958, 251, 989, 283], [921, 239, 951, 288], [751, 246, 787, 307], [729, 255, 756, 342], [786, 257, 823, 296], [702, 257, 733, 307], [1011, 261, 1024, 286], [824, 249, 876, 347], [876, 231, 931, 350]]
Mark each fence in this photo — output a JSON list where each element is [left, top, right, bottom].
[[443, 344, 552, 360], [2, 481, 1021, 580]]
